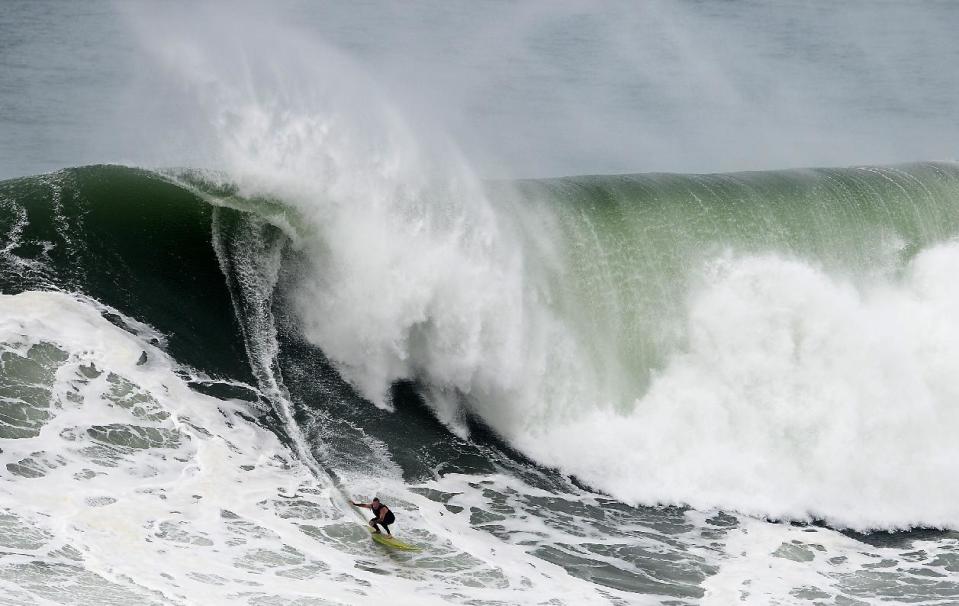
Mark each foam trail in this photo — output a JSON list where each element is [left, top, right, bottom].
[[210, 202, 371, 524]]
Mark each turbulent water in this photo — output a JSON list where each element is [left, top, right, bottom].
[[1, 163, 958, 605]]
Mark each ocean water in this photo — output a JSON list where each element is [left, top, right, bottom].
[[2, 2, 959, 605]]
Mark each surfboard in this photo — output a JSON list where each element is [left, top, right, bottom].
[[368, 527, 419, 551]]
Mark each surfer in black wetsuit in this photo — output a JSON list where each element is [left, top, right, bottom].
[[350, 497, 395, 535]]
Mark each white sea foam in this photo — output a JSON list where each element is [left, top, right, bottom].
[[514, 247, 959, 530], [699, 512, 959, 605], [0, 291, 643, 605]]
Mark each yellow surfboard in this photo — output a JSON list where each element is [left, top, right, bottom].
[[368, 527, 419, 551]]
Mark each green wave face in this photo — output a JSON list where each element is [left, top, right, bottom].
[[511, 163, 959, 405], [0, 165, 252, 381], [5, 162, 959, 419], [5, 162, 959, 410]]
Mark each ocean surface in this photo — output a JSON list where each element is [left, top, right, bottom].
[[1, 2, 959, 605]]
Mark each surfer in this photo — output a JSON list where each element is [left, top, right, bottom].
[[350, 497, 395, 535]]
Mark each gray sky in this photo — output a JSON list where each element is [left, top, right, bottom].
[[1, 0, 957, 179]]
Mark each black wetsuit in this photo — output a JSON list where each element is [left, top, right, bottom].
[[370, 502, 395, 534]]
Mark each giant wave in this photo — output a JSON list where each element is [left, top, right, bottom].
[[4, 162, 959, 531]]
